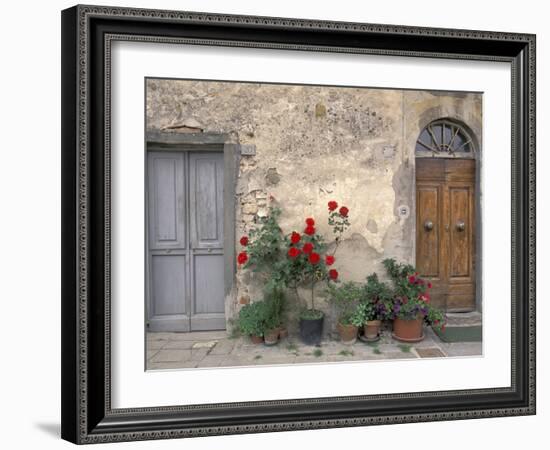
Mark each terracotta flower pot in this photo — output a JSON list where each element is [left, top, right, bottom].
[[250, 334, 264, 344], [337, 322, 358, 345], [278, 326, 289, 339], [392, 316, 424, 342], [364, 320, 382, 340], [264, 329, 279, 346]]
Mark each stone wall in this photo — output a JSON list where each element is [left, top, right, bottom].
[[146, 79, 482, 332]]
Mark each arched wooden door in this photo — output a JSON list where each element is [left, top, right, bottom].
[[415, 120, 477, 312]]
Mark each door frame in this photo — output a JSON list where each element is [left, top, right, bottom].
[[145, 131, 239, 332], [412, 118, 482, 313]]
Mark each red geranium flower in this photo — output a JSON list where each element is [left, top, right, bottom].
[[328, 201, 338, 211], [339, 206, 349, 217], [304, 225, 316, 235], [308, 252, 321, 264], [302, 242, 314, 254], [288, 247, 301, 258], [290, 231, 301, 244], [329, 269, 339, 280], [305, 217, 315, 226], [237, 251, 248, 265], [408, 275, 416, 284], [325, 255, 335, 266], [239, 236, 249, 246], [427, 282, 433, 289]]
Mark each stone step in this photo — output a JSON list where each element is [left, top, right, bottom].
[[445, 311, 482, 327]]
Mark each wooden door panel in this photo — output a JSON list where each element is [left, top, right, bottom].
[[193, 254, 225, 314], [190, 153, 224, 249], [447, 294, 475, 311], [148, 153, 185, 250], [444, 159, 476, 182], [415, 158, 446, 182], [151, 254, 187, 316], [416, 185, 441, 278], [416, 158, 476, 312], [449, 186, 471, 278], [189, 152, 226, 331], [147, 150, 226, 332], [147, 152, 189, 332]]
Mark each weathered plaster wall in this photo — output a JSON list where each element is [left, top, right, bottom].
[[146, 79, 482, 331]]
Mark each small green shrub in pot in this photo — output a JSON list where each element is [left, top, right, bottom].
[[326, 281, 363, 344], [237, 301, 267, 343], [263, 285, 287, 345]]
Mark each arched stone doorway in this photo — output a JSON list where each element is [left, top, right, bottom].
[[414, 119, 478, 312]]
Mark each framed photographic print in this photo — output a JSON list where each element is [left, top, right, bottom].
[[61, 4, 536, 444]]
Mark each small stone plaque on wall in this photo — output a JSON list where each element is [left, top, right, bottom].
[[240, 144, 256, 156]]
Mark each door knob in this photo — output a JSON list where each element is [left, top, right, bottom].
[[456, 220, 465, 232], [424, 220, 434, 231]]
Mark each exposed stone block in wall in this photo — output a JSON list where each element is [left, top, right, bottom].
[[315, 102, 327, 118], [239, 295, 250, 305], [265, 168, 281, 186], [242, 203, 259, 215]]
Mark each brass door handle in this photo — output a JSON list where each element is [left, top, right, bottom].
[[456, 220, 465, 232], [424, 220, 434, 231]]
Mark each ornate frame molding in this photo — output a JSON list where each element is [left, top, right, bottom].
[[61, 5, 536, 444]]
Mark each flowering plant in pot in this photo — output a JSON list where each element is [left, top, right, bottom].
[[281, 201, 350, 345], [356, 273, 393, 341], [326, 282, 364, 344], [237, 206, 288, 342], [383, 258, 447, 342], [237, 202, 350, 345]]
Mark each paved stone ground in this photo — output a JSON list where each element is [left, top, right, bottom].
[[146, 327, 482, 370]]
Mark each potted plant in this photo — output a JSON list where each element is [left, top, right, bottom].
[[237, 206, 289, 342], [237, 301, 267, 344], [237, 201, 351, 346], [283, 202, 351, 345], [263, 323, 280, 346], [262, 285, 286, 346], [383, 258, 447, 342], [362, 273, 393, 340], [326, 282, 363, 345]]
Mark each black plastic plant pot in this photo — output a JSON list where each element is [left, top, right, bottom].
[[299, 315, 324, 345]]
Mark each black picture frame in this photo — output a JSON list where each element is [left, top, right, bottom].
[[61, 4, 536, 444]]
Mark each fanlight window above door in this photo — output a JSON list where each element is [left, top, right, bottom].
[[415, 120, 475, 157]]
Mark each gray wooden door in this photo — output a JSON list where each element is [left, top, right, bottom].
[[147, 151, 226, 332]]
